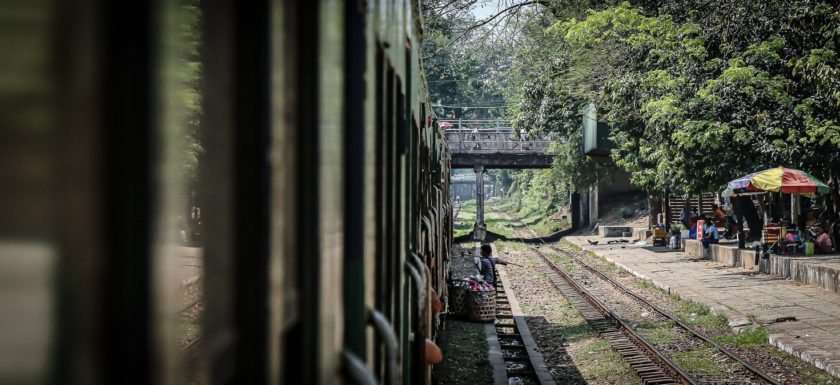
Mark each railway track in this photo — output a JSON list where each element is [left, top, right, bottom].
[[178, 296, 203, 356], [486, 204, 780, 384], [531, 246, 695, 385], [533, 246, 781, 385], [493, 271, 554, 385]]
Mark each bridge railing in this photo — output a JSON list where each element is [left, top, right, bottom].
[[445, 140, 552, 153], [441, 124, 551, 153], [438, 119, 513, 130]]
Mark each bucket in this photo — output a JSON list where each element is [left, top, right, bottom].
[[805, 241, 815, 256]]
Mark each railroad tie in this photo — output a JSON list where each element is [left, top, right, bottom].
[[531, 247, 687, 385]]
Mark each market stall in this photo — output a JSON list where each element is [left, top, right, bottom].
[[723, 167, 830, 254]]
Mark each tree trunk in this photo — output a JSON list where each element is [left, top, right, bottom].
[[648, 191, 661, 230]]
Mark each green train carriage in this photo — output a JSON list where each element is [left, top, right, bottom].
[[0, 0, 452, 385]]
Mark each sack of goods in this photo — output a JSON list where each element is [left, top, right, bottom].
[[669, 235, 680, 249]]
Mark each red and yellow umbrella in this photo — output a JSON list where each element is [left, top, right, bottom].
[[724, 167, 830, 196]]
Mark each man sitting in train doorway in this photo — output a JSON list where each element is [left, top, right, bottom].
[[479, 244, 508, 287]]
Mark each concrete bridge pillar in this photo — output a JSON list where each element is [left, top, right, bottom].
[[474, 165, 486, 241]]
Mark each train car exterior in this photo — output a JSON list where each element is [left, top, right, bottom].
[[0, 1, 451, 385]]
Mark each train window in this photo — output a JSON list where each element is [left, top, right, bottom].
[[0, 2, 57, 384], [2, 2, 436, 385], [154, 0, 206, 383], [373, 41, 387, 379], [386, 63, 399, 328]]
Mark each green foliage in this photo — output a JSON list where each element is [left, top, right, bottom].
[[421, 0, 511, 119], [715, 326, 769, 347], [161, 0, 203, 183], [620, 207, 633, 218], [501, 0, 840, 199], [676, 299, 729, 332], [426, 0, 840, 213], [671, 346, 732, 375]]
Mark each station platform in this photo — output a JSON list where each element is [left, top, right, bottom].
[[766, 254, 840, 295], [565, 235, 840, 377], [682, 239, 760, 270], [163, 245, 203, 287], [682, 239, 840, 295]]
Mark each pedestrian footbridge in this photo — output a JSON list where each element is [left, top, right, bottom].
[[442, 119, 554, 240], [441, 120, 553, 169]]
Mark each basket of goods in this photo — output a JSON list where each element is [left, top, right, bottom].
[[448, 279, 469, 317], [464, 275, 496, 322]]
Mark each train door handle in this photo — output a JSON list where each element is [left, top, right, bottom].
[[368, 309, 399, 385], [342, 350, 379, 385]]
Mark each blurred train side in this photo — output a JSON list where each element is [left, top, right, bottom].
[[0, 1, 451, 385]]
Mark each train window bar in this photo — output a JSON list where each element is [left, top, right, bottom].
[[404, 259, 426, 306], [341, 350, 379, 385], [410, 252, 430, 289], [367, 309, 399, 385]]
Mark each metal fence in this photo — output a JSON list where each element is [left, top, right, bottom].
[[442, 124, 551, 153]]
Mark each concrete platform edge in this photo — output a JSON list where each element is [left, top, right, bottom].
[[499, 269, 557, 385], [484, 322, 508, 385]]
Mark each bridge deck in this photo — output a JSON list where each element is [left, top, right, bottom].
[[450, 152, 553, 169], [443, 125, 553, 169]]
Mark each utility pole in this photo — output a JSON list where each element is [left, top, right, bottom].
[[474, 164, 485, 241]]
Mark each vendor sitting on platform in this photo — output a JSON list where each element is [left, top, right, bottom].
[[784, 227, 802, 254], [701, 217, 720, 249], [712, 204, 725, 221], [816, 227, 833, 254], [479, 244, 508, 286]]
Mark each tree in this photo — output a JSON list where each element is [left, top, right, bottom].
[[528, 1, 840, 197]]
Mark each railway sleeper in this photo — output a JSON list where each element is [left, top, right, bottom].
[[531, 248, 692, 385]]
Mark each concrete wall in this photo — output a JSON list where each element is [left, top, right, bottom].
[[598, 226, 634, 237], [683, 240, 840, 293], [633, 228, 652, 240], [681, 239, 760, 271], [597, 169, 639, 196], [589, 169, 643, 223], [767, 256, 840, 294]]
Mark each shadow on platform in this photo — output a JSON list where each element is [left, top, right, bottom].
[[453, 228, 574, 244]]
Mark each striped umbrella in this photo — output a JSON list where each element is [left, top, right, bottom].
[[723, 167, 830, 197]]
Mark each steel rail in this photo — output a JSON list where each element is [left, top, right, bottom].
[[491, 205, 781, 385], [178, 297, 204, 356], [548, 244, 782, 385], [178, 336, 201, 356], [179, 297, 203, 314], [493, 264, 548, 383], [530, 246, 697, 385]]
